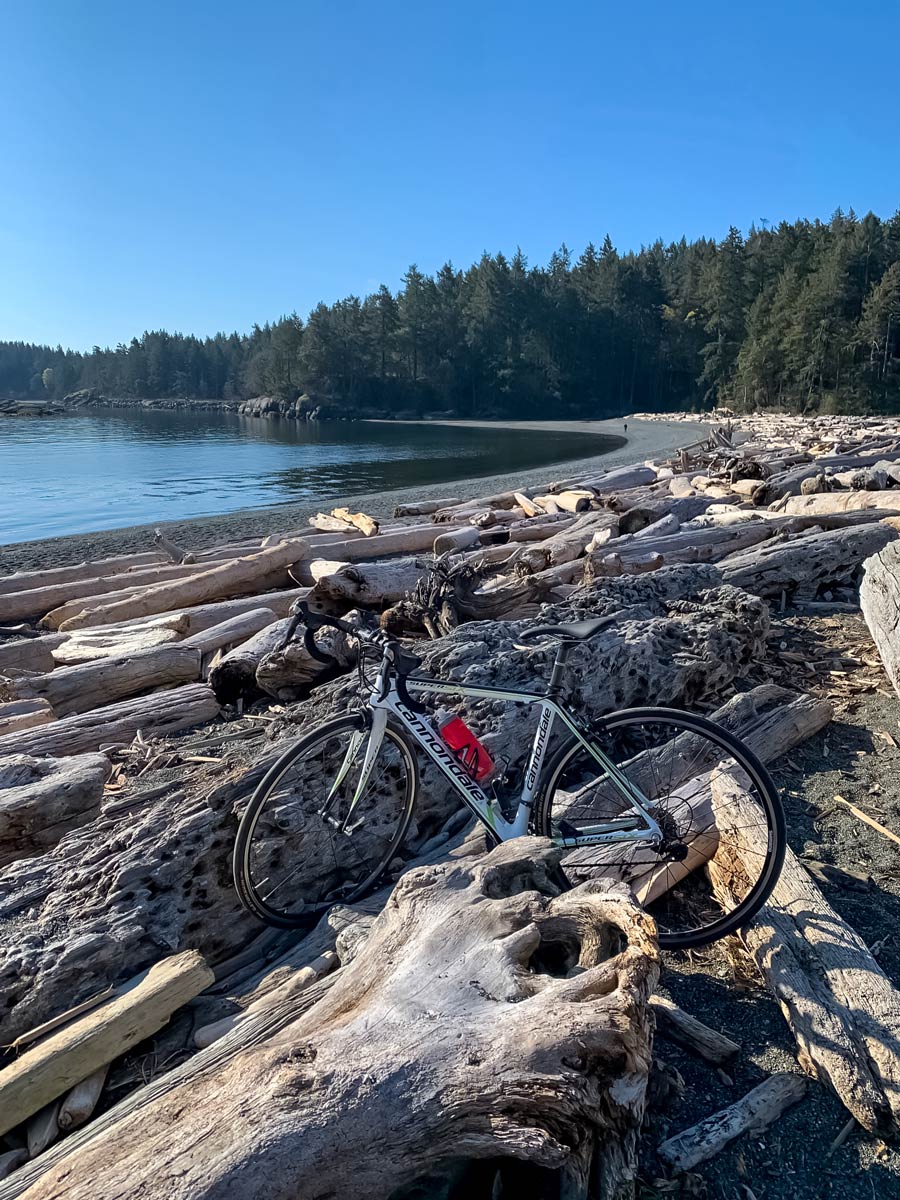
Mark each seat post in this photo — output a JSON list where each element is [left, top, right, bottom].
[[547, 640, 574, 696]]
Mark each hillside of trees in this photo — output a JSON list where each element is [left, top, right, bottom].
[[2, 209, 899, 418]]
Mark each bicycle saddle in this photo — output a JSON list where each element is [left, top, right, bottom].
[[517, 614, 618, 644]]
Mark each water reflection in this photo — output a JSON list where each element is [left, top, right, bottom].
[[0, 408, 620, 543]]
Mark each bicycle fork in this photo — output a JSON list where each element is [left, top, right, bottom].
[[317, 710, 388, 835]]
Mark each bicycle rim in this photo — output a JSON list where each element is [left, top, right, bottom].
[[234, 713, 418, 927], [537, 707, 785, 949]]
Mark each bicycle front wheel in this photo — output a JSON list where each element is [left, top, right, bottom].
[[536, 707, 785, 949], [234, 713, 418, 927]]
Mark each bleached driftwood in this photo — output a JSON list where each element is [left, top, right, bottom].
[[709, 772, 900, 1134], [657, 1074, 807, 1171], [208, 619, 292, 703], [0, 698, 55, 736], [0, 634, 67, 675], [49, 540, 308, 632], [310, 557, 423, 607], [650, 995, 740, 1066], [8, 644, 202, 717], [0, 683, 220, 758], [0, 950, 213, 1138], [514, 512, 619, 573], [393, 497, 460, 517], [331, 507, 379, 537], [860, 540, 900, 699], [0, 752, 110, 866], [6, 840, 659, 1200], [719, 523, 897, 598]]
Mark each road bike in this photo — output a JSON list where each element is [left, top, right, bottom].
[[233, 602, 785, 948]]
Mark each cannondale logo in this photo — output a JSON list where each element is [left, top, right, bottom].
[[525, 707, 552, 791]]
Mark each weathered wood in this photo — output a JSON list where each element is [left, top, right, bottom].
[[256, 622, 360, 702], [51, 620, 186, 665], [719, 523, 897, 598], [179, 607, 277, 657], [433, 525, 481, 555], [860, 541, 900, 699], [0, 683, 220, 758], [0, 950, 213, 1138], [393, 497, 460, 517], [304, 525, 466, 563], [153, 529, 195, 564], [9, 840, 659, 1200], [709, 773, 900, 1133], [310, 557, 423, 607], [0, 554, 165, 598], [58, 1065, 109, 1131], [650, 995, 740, 1065], [9, 644, 202, 717], [553, 488, 593, 513], [51, 540, 308, 632], [309, 513, 356, 534], [208, 619, 291, 703], [657, 1074, 807, 1172], [514, 512, 619, 573], [0, 752, 110, 866], [0, 698, 55, 737], [26, 1101, 62, 1157], [331, 507, 379, 537], [0, 635, 67, 675], [1, 561, 232, 625], [775, 490, 900, 517], [193, 951, 337, 1049]]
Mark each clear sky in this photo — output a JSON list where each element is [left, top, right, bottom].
[[2, 0, 897, 351]]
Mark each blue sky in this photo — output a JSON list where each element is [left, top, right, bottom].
[[2, 0, 897, 350]]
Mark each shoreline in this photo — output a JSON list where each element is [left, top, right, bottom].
[[0, 416, 709, 574]]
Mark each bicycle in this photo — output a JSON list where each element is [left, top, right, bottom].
[[233, 601, 785, 948]]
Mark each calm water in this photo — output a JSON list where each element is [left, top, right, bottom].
[[0, 408, 617, 544]]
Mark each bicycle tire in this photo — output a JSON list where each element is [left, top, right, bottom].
[[234, 712, 419, 927], [535, 706, 785, 949]]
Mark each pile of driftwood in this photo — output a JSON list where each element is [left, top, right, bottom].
[[3, 415, 900, 1197]]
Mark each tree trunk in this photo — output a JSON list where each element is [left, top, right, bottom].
[[9, 840, 659, 1200], [0, 635, 67, 675], [208, 619, 292, 703], [310, 557, 424, 607], [0, 683, 220, 758], [718, 523, 897, 598], [860, 541, 900, 699]]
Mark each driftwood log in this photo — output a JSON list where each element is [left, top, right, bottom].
[[0, 566, 765, 1044], [5, 840, 659, 1200], [709, 772, 900, 1134], [860, 540, 900, 699], [0, 950, 213, 1139], [0, 752, 110, 867], [0, 683, 220, 758], [0, 699, 55, 736], [718, 523, 897, 598], [7, 644, 202, 717], [49, 540, 307, 631]]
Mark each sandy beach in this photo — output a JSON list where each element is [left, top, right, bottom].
[[0, 416, 709, 574]]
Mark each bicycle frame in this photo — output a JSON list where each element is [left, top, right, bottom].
[[347, 663, 663, 850]]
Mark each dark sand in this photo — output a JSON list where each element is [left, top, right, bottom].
[[0, 416, 709, 574]]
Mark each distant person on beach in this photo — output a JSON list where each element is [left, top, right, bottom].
[[623, 422, 628, 433]]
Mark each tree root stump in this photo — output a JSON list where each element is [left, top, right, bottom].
[[10, 839, 659, 1200]]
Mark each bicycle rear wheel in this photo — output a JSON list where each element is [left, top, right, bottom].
[[234, 713, 418, 927], [536, 707, 785, 949]]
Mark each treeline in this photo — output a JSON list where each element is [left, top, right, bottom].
[[3, 208, 899, 417]]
